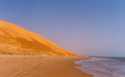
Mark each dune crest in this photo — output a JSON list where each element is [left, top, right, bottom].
[[0, 20, 76, 57]]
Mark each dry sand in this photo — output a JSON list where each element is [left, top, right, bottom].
[[0, 56, 92, 77]]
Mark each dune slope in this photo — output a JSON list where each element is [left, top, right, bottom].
[[0, 20, 75, 57]]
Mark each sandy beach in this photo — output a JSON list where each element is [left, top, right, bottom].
[[0, 56, 92, 77]]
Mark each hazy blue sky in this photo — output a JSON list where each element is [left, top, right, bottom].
[[0, 0, 125, 57]]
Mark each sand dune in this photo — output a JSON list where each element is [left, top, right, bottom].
[[0, 20, 76, 57], [0, 56, 92, 77], [0, 20, 90, 77]]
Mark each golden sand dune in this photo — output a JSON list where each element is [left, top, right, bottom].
[[0, 20, 76, 57], [0, 20, 91, 77], [0, 56, 92, 77]]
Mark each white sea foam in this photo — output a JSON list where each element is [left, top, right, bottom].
[[76, 57, 125, 77]]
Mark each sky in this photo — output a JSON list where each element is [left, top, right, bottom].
[[0, 0, 125, 57]]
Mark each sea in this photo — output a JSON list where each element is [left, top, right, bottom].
[[75, 56, 125, 77]]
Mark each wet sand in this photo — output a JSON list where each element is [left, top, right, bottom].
[[0, 56, 92, 77]]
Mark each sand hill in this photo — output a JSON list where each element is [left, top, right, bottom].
[[0, 20, 75, 57]]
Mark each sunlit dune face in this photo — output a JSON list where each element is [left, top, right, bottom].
[[0, 20, 77, 57]]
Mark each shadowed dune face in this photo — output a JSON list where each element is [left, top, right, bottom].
[[0, 20, 76, 57]]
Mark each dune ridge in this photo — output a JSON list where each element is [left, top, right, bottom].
[[0, 20, 76, 57]]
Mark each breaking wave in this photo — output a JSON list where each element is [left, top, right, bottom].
[[76, 57, 125, 77]]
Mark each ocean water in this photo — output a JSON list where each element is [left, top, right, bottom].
[[75, 57, 125, 77]]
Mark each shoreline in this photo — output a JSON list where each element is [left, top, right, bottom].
[[0, 55, 92, 77]]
